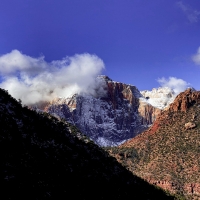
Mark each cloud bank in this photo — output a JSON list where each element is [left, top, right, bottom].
[[157, 76, 190, 94], [177, 1, 200, 23], [0, 50, 105, 105], [192, 47, 200, 65]]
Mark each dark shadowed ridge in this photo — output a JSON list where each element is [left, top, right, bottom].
[[0, 88, 175, 200]]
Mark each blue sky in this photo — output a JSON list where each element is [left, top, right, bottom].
[[0, 0, 200, 95]]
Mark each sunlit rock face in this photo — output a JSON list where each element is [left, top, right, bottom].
[[43, 76, 173, 146], [169, 88, 199, 112], [138, 101, 162, 125]]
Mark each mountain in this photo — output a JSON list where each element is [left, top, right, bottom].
[[42, 76, 176, 146], [140, 87, 176, 109], [0, 88, 177, 200], [108, 88, 200, 199]]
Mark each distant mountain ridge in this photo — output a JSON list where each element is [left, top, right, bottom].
[[42, 76, 177, 146]]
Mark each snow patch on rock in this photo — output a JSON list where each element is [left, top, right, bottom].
[[140, 87, 176, 109]]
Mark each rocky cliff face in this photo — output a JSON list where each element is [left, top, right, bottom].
[[138, 101, 162, 125], [169, 88, 200, 112], [42, 76, 165, 146]]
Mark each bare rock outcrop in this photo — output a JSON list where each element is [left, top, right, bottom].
[[169, 88, 200, 112], [185, 122, 196, 130]]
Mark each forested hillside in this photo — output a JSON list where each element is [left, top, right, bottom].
[[0, 88, 175, 199]]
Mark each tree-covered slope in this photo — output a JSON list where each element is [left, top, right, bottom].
[[109, 89, 200, 200], [0, 88, 175, 199]]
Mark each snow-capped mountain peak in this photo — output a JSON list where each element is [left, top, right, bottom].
[[140, 87, 176, 109], [42, 76, 162, 146]]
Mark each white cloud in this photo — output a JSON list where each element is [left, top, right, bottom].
[[177, 1, 200, 23], [0, 50, 48, 75], [192, 47, 200, 65], [157, 77, 190, 94], [0, 50, 105, 105]]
